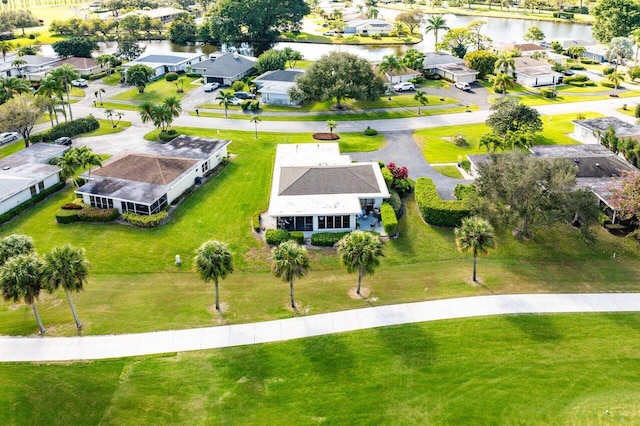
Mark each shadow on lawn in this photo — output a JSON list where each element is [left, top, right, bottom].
[[375, 323, 437, 371], [504, 314, 563, 342], [302, 334, 355, 377]]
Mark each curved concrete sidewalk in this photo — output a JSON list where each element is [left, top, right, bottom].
[[1, 293, 639, 362]]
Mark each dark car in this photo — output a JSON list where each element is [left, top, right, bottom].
[[234, 91, 255, 100], [53, 136, 72, 146], [561, 69, 575, 76]]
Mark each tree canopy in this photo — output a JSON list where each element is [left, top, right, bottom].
[[611, 170, 640, 221], [52, 37, 99, 58], [0, 94, 43, 147], [255, 49, 287, 74], [396, 10, 423, 34], [592, 0, 640, 42], [207, 0, 309, 43], [523, 26, 545, 42], [464, 50, 497, 79], [290, 52, 385, 108], [169, 13, 198, 44], [437, 27, 473, 58], [486, 96, 543, 137]]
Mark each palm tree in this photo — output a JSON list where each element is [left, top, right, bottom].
[[491, 72, 514, 95], [454, 216, 496, 282], [326, 119, 337, 135], [392, 22, 407, 37], [11, 59, 26, 78], [336, 230, 384, 296], [42, 245, 90, 330], [0, 253, 46, 334], [50, 64, 80, 121], [94, 88, 106, 106], [366, 6, 379, 19], [37, 75, 64, 126], [77, 146, 103, 181], [0, 40, 14, 62], [51, 149, 82, 186], [271, 240, 310, 310], [632, 28, 640, 64], [0, 234, 34, 266], [494, 51, 516, 74], [139, 101, 171, 131], [414, 90, 429, 115], [105, 108, 123, 128], [216, 91, 236, 117], [162, 96, 182, 129], [250, 114, 261, 138], [194, 240, 234, 312], [424, 15, 449, 50], [125, 64, 155, 94], [0, 76, 30, 102], [378, 54, 407, 85], [608, 70, 625, 96]]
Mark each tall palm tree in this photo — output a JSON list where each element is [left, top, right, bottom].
[[336, 230, 384, 296], [11, 59, 27, 78], [139, 101, 171, 131], [0, 40, 14, 62], [51, 149, 82, 186], [378, 54, 406, 85], [0, 234, 34, 266], [494, 51, 516, 74], [37, 75, 64, 126], [0, 253, 46, 334], [491, 72, 514, 95], [194, 240, 234, 312], [608, 70, 625, 96], [0, 76, 30, 102], [94, 88, 106, 106], [50, 64, 80, 120], [271, 240, 310, 310], [366, 6, 379, 19], [77, 146, 103, 181], [424, 15, 449, 50], [414, 90, 429, 115], [454, 216, 496, 282], [216, 91, 236, 117], [42, 245, 90, 330], [162, 96, 182, 129], [250, 114, 261, 138], [105, 108, 123, 128]]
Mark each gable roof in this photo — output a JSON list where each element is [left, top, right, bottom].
[[191, 52, 256, 78], [346, 19, 393, 28], [513, 57, 560, 77], [57, 57, 98, 69], [254, 69, 303, 83], [422, 53, 465, 67]]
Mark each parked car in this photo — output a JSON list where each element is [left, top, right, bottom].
[[229, 97, 242, 106], [323, 31, 336, 36], [203, 82, 219, 92], [53, 136, 72, 146], [393, 82, 415, 92], [234, 91, 255, 100], [454, 82, 472, 91], [561, 69, 575, 76], [71, 79, 88, 87], [0, 132, 18, 145]]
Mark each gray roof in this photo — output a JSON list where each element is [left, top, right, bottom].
[[146, 135, 231, 160], [0, 143, 68, 168], [76, 177, 166, 205], [254, 69, 303, 83], [530, 145, 634, 178], [573, 117, 640, 138], [133, 54, 200, 65], [191, 52, 256, 78], [423, 53, 465, 67], [279, 165, 380, 196]]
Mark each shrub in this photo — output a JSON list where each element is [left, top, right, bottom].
[[241, 100, 251, 111], [415, 177, 470, 227], [165, 72, 179, 82], [86, 71, 107, 80], [635, 104, 640, 118], [454, 184, 476, 200], [31, 116, 99, 142], [563, 74, 588, 84], [289, 231, 305, 244], [460, 159, 471, 171], [598, 212, 612, 226], [185, 72, 201, 78], [61, 202, 83, 210], [600, 81, 615, 88], [159, 130, 179, 141], [232, 80, 245, 91], [387, 191, 402, 217], [453, 134, 467, 147], [122, 211, 168, 228], [55, 209, 80, 224], [78, 207, 119, 222], [580, 58, 597, 64], [540, 88, 556, 98], [569, 64, 586, 70], [310, 231, 350, 247], [265, 229, 292, 245], [602, 66, 615, 75], [381, 202, 398, 236], [364, 126, 378, 136], [381, 167, 393, 189], [252, 212, 261, 232], [0, 181, 65, 225], [250, 100, 260, 111]]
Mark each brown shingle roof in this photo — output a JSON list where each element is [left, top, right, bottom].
[[92, 154, 197, 185]]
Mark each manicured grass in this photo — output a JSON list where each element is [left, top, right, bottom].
[[93, 101, 142, 111], [82, 119, 132, 137], [0, 140, 25, 159], [112, 77, 199, 103], [415, 112, 604, 163], [2, 313, 640, 424], [68, 87, 85, 97], [102, 72, 122, 86], [432, 164, 463, 178]]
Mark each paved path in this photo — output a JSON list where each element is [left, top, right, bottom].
[[1, 293, 639, 362]]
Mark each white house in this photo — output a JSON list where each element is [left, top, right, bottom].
[[512, 57, 562, 87], [422, 53, 478, 83], [268, 143, 389, 235], [191, 52, 256, 86], [119, 7, 186, 24], [372, 64, 421, 84], [572, 117, 640, 145], [0, 143, 67, 215], [252, 69, 304, 106], [75, 136, 230, 215], [344, 19, 394, 35], [0, 55, 60, 79], [123, 52, 206, 79]]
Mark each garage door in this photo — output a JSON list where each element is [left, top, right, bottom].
[[206, 77, 224, 84]]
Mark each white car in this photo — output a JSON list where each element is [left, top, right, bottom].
[[71, 79, 88, 87], [0, 132, 18, 145], [229, 97, 242, 106], [393, 82, 415, 92], [203, 82, 219, 92], [323, 31, 336, 36], [454, 82, 472, 91]]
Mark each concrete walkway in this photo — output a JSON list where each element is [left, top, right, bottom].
[[1, 293, 638, 362]]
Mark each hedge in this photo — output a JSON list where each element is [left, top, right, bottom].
[[55, 209, 80, 224], [562, 74, 588, 84], [265, 229, 292, 245], [165, 72, 179, 82], [0, 181, 65, 225], [453, 184, 476, 201], [185, 72, 201, 78], [78, 207, 120, 222], [310, 231, 350, 247], [539, 88, 556, 98], [289, 231, 305, 244], [159, 129, 179, 141], [600, 81, 616, 88], [387, 191, 402, 217], [122, 211, 168, 228], [415, 177, 470, 227], [381, 202, 398, 236], [252, 211, 261, 232], [31, 116, 99, 143]]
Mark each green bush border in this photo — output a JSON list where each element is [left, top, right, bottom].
[[415, 178, 470, 227], [265, 229, 292, 245], [122, 211, 168, 228], [310, 231, 350, 247], [381, 202, 398, 236], [0, 181, 65, 225]]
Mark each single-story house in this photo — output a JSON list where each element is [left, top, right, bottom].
[[511, 57, 562, 87], [252, 69, 304, 106], [267, 143, 390, 236], [75, 136, 230, 215], [123, 52, 206, 79], [0, 55, 60, 79], [572, 116, 640, 145], [422, 53, 478, 83], [344, 19, 394, 35], [499, 43, 547, 57], [582, 45, 609, 63], [0, 143, 67, 215], [55, 57, 101, 76], [119, 7, 186, 24], [191, 52, 256, 86], [372, 64, 421, 84], [540, 38, 592, 50]]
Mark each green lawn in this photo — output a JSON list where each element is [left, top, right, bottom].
[[93, 101, 143, 111], [432, 164, 463, 178], [2, 313, 640, 424], [82, 119, 132, 137], [112, 77, 200, 103], [415, 112, 604, 163], [102, 72, 122, 86]]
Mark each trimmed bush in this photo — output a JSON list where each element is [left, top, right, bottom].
[[364, 126, 378, 136], [122, 211, 168, 228], [381, 202, 398, 237], [634, 104, 640, 118], [569, 64, 586, 70], [600, 81, 616, 88], [602, 66, 615, 76], [415, 177, 470, 227], [31, 116, 99, 143], [289, 231, 305, 244], [55, 209, 80, 224], [165, 72, 179, 82], [185, 72, 201, 78], [562, 74, 588, 84], [387, 191, 402, 217], [265, 229, 291, 245], [61, 202, 83, 210], [310, 231, 350, 247], [0, 181, 65, 225], [159, 130, 179, 141], [86, 71, 107, 80], [252, 212, 261, 232], [78, 207, 119, 222], [454, 184, 476, 201], [540, 88, 556, 98], [232, 80, 245, 91], [250, 100, 260, 111]]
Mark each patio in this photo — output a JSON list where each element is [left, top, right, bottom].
[[357, 211, 386, 236]]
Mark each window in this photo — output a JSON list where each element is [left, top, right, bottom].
[[89, 196, 113, 210], [318, 215, 350, 229], [29, 186, 36, 197], [38, 181, 45, 192], [279, 216, 312, 231], [202, 161, 209, 173]]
